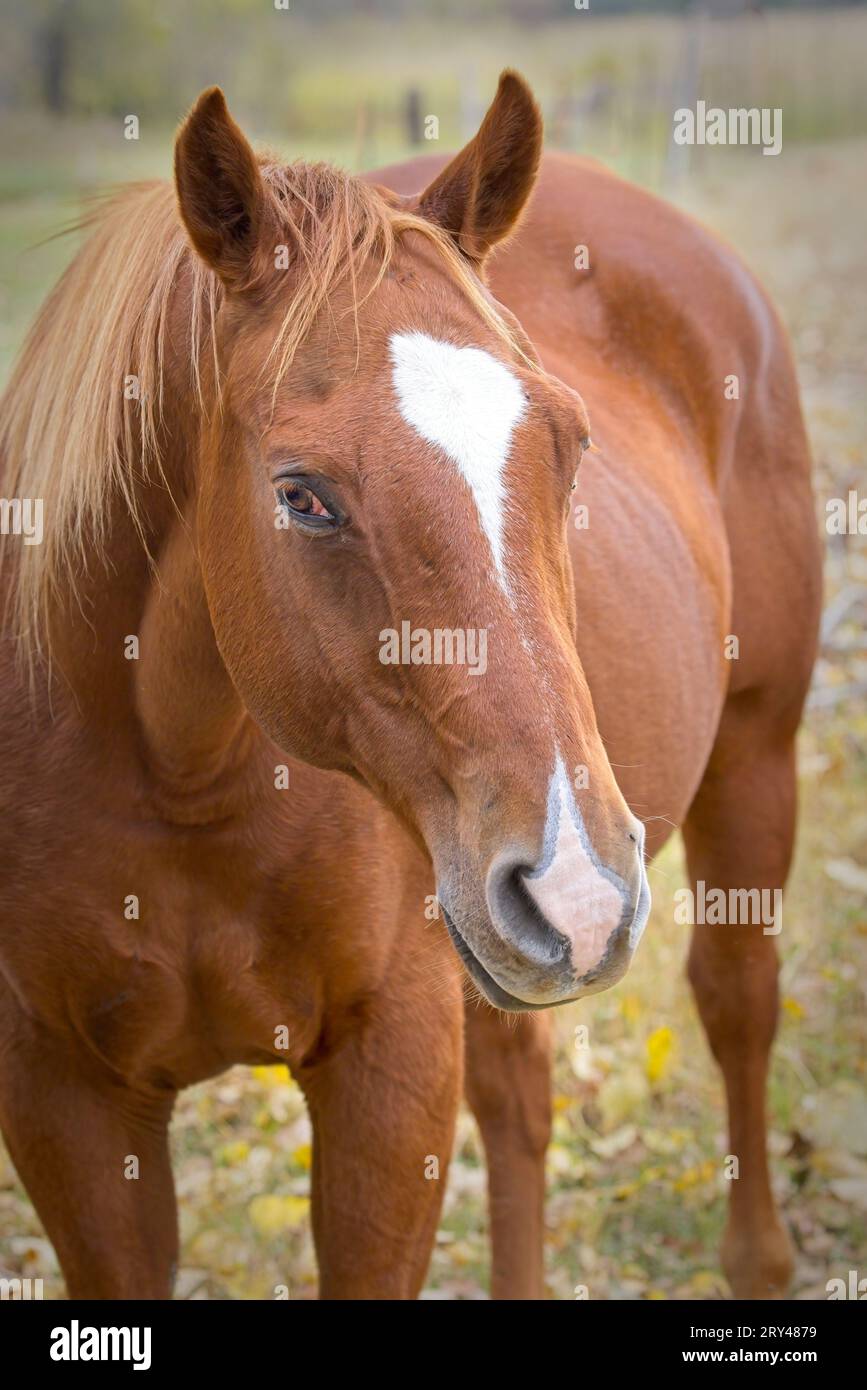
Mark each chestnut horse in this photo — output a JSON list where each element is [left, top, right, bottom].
[[0, 73, 819, 1300]]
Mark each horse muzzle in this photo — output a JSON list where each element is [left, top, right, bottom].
[[440, 852, 649, 1011], [435, 763, 651, 1010]]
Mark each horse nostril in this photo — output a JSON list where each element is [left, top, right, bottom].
[[488, 862, 572, 970], [628, 821, 646, 854]]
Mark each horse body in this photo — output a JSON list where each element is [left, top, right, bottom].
[[0, 76, 820, 1299], [476, 154, 820, 1298]]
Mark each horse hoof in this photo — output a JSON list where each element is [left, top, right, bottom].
[[722, 1221, 795, 1300]]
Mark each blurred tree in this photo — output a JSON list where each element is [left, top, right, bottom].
[[39, 0, 75, 113], [0, 0, 864, 125]]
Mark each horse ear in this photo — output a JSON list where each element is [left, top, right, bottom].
[[175, 87, 271, 293], [415, 70, 542, 269]]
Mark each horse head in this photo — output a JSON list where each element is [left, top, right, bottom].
[[174, 74, 650, 1009]]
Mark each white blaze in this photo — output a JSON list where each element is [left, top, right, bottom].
[[389, 331, 526, 593], [523, 755, 649, 977]]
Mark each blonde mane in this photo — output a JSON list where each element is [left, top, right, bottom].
[[0, 156, 527, 661]]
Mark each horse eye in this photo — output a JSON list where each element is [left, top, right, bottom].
[[278, 481, 334, 523], [570, 437, 592, 492]]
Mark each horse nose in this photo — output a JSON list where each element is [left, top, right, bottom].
[[488, 834, 646, 987]]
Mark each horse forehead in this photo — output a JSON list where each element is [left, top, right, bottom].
[[387, 331, 526, 449], [387, 331, 528, 591]]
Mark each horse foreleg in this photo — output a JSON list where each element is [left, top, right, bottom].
[[300, 945, 463, 1299], [463, 1003, 551, 1299], [683, 704, 797, 1299], [0, 1004, 178, 1299]]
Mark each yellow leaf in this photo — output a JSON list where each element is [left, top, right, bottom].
[[782, 996, 805, 1020], [674, 1159, 716, 1192], [620, 994, 642, 1026], [252, 1065, 293, 1088], [219, 1140, 250, 1164], [674, 1165, 700, 1192], [645, 1026, 676, 1084], [248, 1194, 310, 1238], [683, 1270, 728, 1297], [639, 1165, 666, 1186], [292, 1143, 313, 1171]]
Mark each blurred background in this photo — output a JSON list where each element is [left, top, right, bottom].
[[0, 0, 865, 1299]]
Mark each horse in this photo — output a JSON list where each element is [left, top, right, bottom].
[[0, 71, 821, 1300]]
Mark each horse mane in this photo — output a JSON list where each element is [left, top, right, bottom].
[[0, 155, 525, 663]]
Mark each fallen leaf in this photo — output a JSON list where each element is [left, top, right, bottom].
[[248, 1194, 310, 1237], [782, 996, 806, 1020], [292, 1143, 312, 1171], [801, 1082, 867, 1155], [828, 1178, 867, 1211], [825, 857, 867, 894], [645, 1026, 676, 1084], [251, 1065, 293, 1089], [590, 1124, 639, 1158]]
